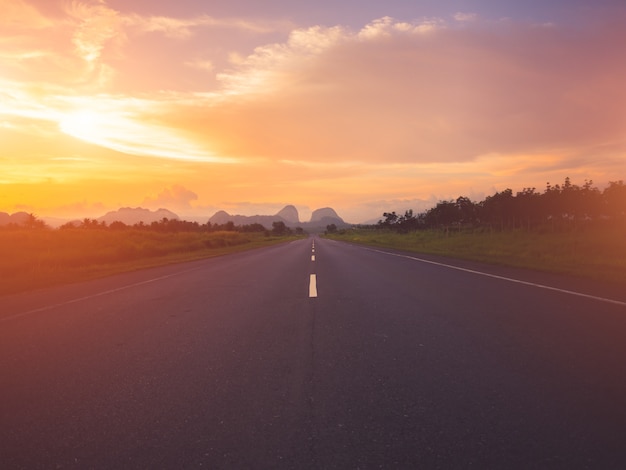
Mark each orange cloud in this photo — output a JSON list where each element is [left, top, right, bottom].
[[1, 0, 52, 29], [157, 15, 626, 175]]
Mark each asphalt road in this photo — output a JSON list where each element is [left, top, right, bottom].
[[1, 236, 626, 469]]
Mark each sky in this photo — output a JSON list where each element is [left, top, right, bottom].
[[1, 0, 625, 223]]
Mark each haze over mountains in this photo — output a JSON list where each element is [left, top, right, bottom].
[[1, 206, 350, 230], [0, 212, 32, 226], [97, 208, 180, 226]]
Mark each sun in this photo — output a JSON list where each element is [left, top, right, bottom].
[[59, 110, 108, 144], [57, 106, 228, 162]]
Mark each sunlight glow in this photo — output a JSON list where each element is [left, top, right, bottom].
[[59, 110, 108, 143], [58, 109, 232, 163]]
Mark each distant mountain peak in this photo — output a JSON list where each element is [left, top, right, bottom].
[[276, 205, 299, 224], [310, 207, 342, 223]]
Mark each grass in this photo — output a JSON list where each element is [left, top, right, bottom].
[[0, 229, 302, 296], [325, 225, 626, 285]]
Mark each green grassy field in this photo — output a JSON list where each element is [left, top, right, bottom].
[[0, 229, 301, 296], [325, 226, 626, 285]]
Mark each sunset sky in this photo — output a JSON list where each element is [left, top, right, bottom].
[[1, 0, 625, 223]]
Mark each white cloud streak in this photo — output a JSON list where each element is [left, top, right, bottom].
[[126, 13, 291, 38]]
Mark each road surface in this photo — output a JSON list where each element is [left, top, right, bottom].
[[1, 236, 626, 469]]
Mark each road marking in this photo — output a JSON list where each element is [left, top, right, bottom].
[[1, 266, 207, 322], [363, 247, 626, 308], [311, 255, 315, 261], [309, 274, 318, 297], [5, 240, 322, 321]]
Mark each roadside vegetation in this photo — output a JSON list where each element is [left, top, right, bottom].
[[325, 178, 626, 284], [0, 218, 303, 296]]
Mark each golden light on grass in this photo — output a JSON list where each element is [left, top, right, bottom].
[[0, 229, 301, 296]]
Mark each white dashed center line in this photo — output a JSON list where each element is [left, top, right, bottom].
[[363, 246, 626, 307], [309, 274, 318, 297]]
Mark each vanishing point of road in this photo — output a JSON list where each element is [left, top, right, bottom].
[[2, 236, 626, 469]]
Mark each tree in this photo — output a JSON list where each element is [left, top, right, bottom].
[[396, 210, 419, 232], [81, 218, 104, 229], [271, 221, 289, 235], [424, 200, 459, 231], [480, 189, 514, 230], [455, 197, 476, 226], [326, 223, 337, 234], [369, 176, 624, 235], [240, 223, 266, 233], [603, 180, 626, 221], [109, 221, 128, 231], [580, 179, 602, 221], [515, 187, 541, 230], [24, 213, 47, 229], [378, 211, 398, 229]]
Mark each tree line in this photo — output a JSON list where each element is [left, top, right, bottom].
[[377, 178, 626, 233], [59, 218, 268, 233], [2, 215, 301, 236], [59, 218, 301, 236]]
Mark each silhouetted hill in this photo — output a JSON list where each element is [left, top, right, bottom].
[[209, 210, 232, 224], [307, 207, 349, 231], [97, 207, 180, 225], [276, 205, 300, 224], [0, 212, 31, 226], [310, 207, 341, 223]]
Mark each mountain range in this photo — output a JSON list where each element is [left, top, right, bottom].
[[2, 206, 350, 231], [209, 205, 350, 231]]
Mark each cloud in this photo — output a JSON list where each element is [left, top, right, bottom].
[[358, 16, 444, 38], [214, 17, 444, 96], [453, 12, 478, 22], [142, 185, 199, 210], [127, 13, 291, 38], [57, 105, 225, 162], [215, 24, 348, 95], [0, 2, 71, 82], [214, 16, 448, 95], [165, 14, 626, 173], [185, 58, 214, 72], [0, 79, 231, 162], [65, 0, 126, 65], [0, 0, 52, 29], [49, 200, 107, 218], [1, 0, 291, 91]]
